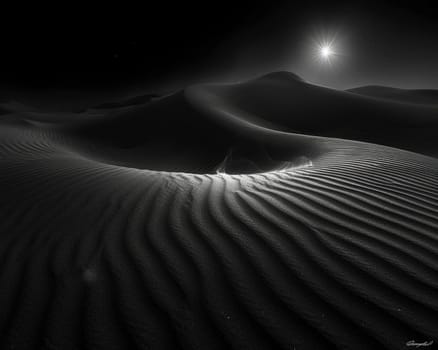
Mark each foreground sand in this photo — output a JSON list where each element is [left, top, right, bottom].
[[0, 73, 437, 349]]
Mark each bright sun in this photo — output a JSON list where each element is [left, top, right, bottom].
[[312, 33, 341, 66], [320, 45, 333, 59]]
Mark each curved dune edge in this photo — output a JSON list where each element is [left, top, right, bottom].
[[0, 77, 438, 350]]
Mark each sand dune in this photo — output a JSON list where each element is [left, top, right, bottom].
[[0, 72, 437, 349], [348, 85, 438, 106]]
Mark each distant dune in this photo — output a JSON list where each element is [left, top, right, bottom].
[[348, 85, 438, 106], [0, 72, 437, 349]]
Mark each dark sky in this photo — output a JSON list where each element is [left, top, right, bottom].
[[2, 1, 438, 91]]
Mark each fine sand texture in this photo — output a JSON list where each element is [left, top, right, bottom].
[[0, 72, 437, 349]]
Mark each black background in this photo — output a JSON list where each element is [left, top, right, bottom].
[[2, 1, 438, 89]]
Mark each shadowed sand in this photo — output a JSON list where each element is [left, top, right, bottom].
[[0, 72, 437, 349]]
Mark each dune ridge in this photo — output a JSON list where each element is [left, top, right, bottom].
[[0, 72, 437, 349]]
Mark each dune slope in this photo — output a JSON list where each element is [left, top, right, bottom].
[[348, 85, 438, 106], [0, 73, 437, 350]]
